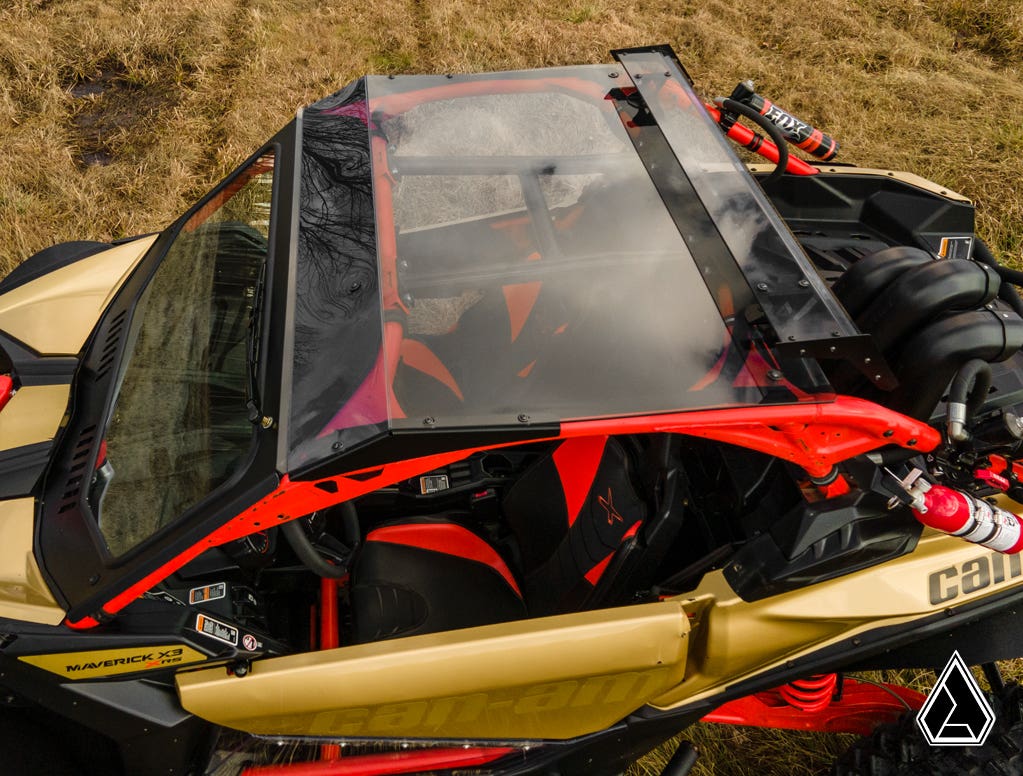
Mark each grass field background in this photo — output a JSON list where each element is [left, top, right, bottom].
[[2, 0, 1022, 773]]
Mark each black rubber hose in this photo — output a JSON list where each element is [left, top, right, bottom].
[[950, 358, 993, 419], [282, 516, 348, 579], [973, 238, 1023, 318], [720, 97, 789, 187], [341, 501, 361, 550]]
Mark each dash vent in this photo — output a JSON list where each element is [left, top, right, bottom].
[[95, 310, 127, 380], [57, 425, 96, 514]]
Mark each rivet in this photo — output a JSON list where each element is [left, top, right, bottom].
[[883, 429, 895, 437], [908, 438, 918, 446]]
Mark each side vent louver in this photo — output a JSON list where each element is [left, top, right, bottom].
[[57, 425, 96, 513], [95, 310, 127, 379]]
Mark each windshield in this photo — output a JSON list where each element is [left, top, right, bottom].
[[93, 152, 275, 556]]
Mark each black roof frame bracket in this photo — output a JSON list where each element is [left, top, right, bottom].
[[610, 45, 897, 391]]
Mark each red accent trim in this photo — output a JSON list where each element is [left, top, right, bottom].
[[583, 520, 641, 587], [319, 577, 339, 650], [503, 281, 542, 343], [517, 360, 536, 378], [239, 747, 515, 776], [503, 252, 543, 343], [0, 375, 12, 414], [584, 552, 614, 586], [702, 677, 926, 736], [65, 615, 101, 629], [975, 468, 1011, 491], [371, 77, 612, 119], [366, 523, 521, 597], [553, 437, 608, 528], [399, 340, 463, 401], [91, 397, 938, 622], [818, 474, 852, 499], [705, 104, 818, 176], [320, 321, 406, 435]]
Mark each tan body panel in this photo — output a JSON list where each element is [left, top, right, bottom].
[[0, 499, 63, 624], [0, 383, 70, 452], [21, 644, 208, 680], [655, 530, 1023, 709], [0, 236, 156, 355], [177, 601, 689, 740], [746, 164, 971, 203]]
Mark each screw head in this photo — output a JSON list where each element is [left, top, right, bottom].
[[517, 413, 531, 423], [423, 416, 436, 426], [797, 279, 810, 288], [756, 282, 769, 291]]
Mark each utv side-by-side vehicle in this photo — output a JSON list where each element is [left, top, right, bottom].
[[3, 44, 1023, 775]]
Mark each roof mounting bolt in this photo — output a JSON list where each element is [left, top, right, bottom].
[[609, 72, 619, 78], [766, 370, 784, 381], [423, 416, 436, 426], [518, 413, 531, 423], [756, 282, 769, 291], [797, 279, 810, 288], [261, 416, 273, 429]]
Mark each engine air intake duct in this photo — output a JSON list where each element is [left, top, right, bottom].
[[831, 245, 933, 318], [886, 308, 1023, 419], [855, 259, 1000, 354]]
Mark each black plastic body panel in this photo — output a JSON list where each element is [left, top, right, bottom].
[[0, 441, 52, 499], [765, 170, 975, 264], [35, 122, 299, 621], [724, 490, 923, 601]]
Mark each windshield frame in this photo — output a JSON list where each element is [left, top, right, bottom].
[[37, 127, 298, 618]]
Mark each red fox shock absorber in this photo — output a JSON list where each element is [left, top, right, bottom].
[[907, 477, 1023, 554], [730, 80, 840, 161]]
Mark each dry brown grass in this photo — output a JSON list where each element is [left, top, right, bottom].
[[3, 0, 1023, 772], [0, 0, 1022, 279]]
